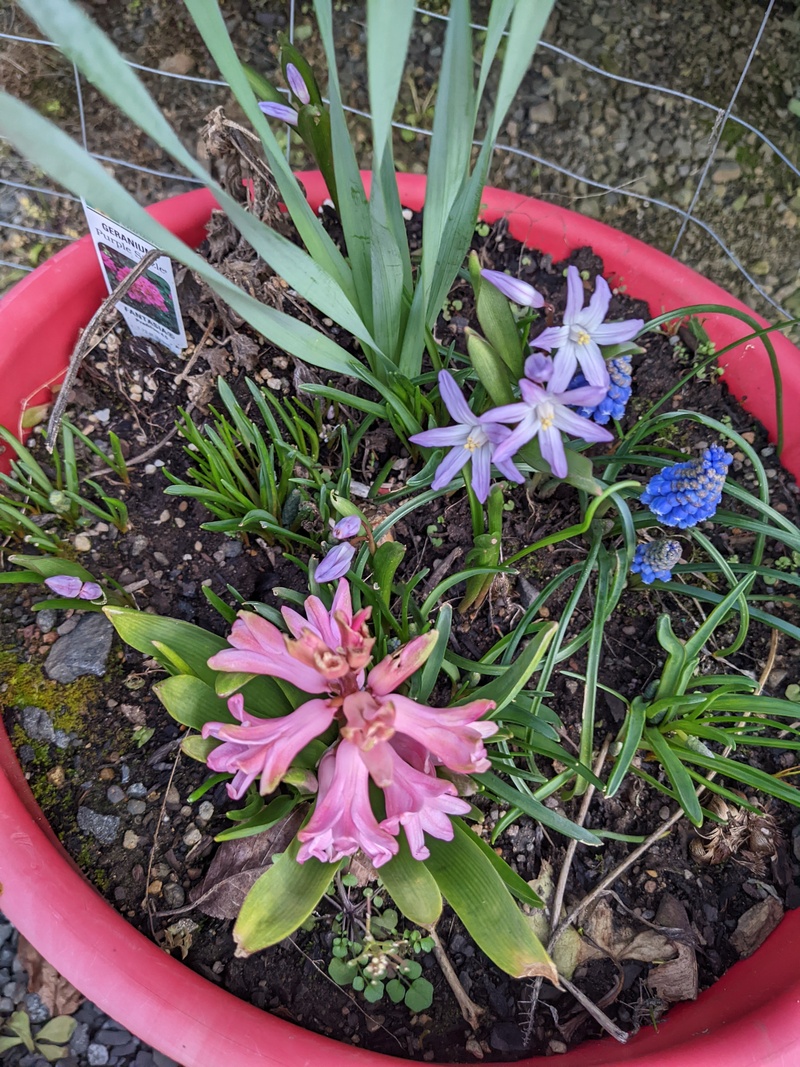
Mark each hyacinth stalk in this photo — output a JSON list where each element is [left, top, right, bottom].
[[203, 580, 497, 866]]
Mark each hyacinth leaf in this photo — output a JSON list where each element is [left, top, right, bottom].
[[459, 484, 505, 612], [486, 0, 556, 145], [7, 553, 97, 585], [214, 671, 256, 698], [0, 93, 364, 382], [366, 0, 414, 164], [424, 821, 557, 982], [464, 621, 557, 713], [153, 674, 235, 732], [104, 607, 228, 686], [215, 794, 302, 842], [476, 770, 601, 845], [182, 735, 222, 764], [313, 0, 374, 329], [234, 838, 341, 954], [18, 0, 376, 349], [643, 727, 703, 826], [371, 540, 407, 608], [450, 817, 543, 908], [469, 253, 525, 380], [601, 341, 646, 360], [378, 835, 443, 927], [466, 330, 516, 406]]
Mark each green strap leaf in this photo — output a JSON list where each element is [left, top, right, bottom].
[[234, 838, 340, 953], [424, 820, 557, 981], [475, 770, 602, 846], [153, 674, 234, 731], [367, 0, 415, 166], [643, 727, 703, 826], [606, 698, 645, 798], [464, 622, 557, 712], [451, 817, 543, 908], [378, 834, 443, 927]]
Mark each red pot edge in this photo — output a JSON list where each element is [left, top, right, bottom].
[[0, 175, 798, 1067]]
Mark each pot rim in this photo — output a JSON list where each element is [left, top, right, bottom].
[[1, 173, 799, 1067]]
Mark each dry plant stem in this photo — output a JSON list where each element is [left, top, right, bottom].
[[46, 248, 163, 450], [557, 974, 629, 1044], [142, 744, 183, 926], [427, 926, 484, 1031]]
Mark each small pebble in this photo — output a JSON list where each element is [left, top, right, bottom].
[[88, 1043, 110, 1066], [183, 826, 202, 848], [107, 785, 126, 804], [127, 799, 147, 816], [74, 533, 92, 552], [123, 831, 140, 850]]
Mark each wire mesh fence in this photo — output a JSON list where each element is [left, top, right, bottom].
[[1, 0, 798, 329]]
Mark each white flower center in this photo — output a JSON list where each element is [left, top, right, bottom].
[[569, 325, 591, 346], [463, 428, 488, 452], [537, 401, 556, 431]]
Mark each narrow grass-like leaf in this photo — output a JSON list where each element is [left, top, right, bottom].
[[367, 0, 414, 164], [476, 770, 601, 845], [465, 622, 557, 712], [606, 698, 645, 798], [643, 728, 703, 826]]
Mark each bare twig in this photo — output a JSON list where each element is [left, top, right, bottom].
[[46, 248, 163, 450], [557, 973, 629, 1044], [142, 744, 183, 931], [427, 926, 484, 1031]]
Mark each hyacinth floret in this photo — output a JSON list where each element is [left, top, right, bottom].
[[202, 580, 497, 866], [640, 446, 732, 528], [630, 540, 682, 584], [571, 356, 633, 425]]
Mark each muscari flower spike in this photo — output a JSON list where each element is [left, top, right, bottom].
[[571, 356, 633, 426], [640, 445, 733, 529], [630, 539, 682, 584]]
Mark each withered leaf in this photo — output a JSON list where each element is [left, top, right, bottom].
[[189, 806, 306, 920], [576, 898, 678, 968], [16, 936, 84, 1016], [647, 894, 697, 1002], [730, 895, 784, 958]]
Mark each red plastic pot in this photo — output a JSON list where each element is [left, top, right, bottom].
[[1, 175, 799, 1066]]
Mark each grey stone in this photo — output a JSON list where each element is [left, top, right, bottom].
[[54, 729, 71, 750], [152, 1052, 180, 1067], [712, 160, 742, 184], [22, 706, 55, 743], [36, 609, 58, 634], [77, 806, 120, 845], [95, 1028, 136, 1046], [127, 782, 147, 798], [107, 785, 126, 805], [88, 1044, 110, 1066], [0, 995, 14, 1012], [45, 614, 114, 683], [127, 799, 146, 816], [528, 100, 556, 125], [25, 991, 50, 1023], [162, 883, 185, 909], [69, 1022, 90, 1055], [130, 535, 149, 558], [133, 1053, 156, 1067]]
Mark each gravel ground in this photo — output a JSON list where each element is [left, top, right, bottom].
[[0, 1, 799, 1063]]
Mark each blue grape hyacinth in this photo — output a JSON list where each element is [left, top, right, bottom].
[[640, 446, 732, 528], [572, 356, 633, 425], [630, 540, 682, 584]]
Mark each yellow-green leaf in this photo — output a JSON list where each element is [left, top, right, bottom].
[[379, 834, 443, 927]]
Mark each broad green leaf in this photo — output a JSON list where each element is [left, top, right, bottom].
[[643, 728, 703, 826], [467, 330, 516, 406], [404, 977, 434, 1013], [367, 0, 414, 164], [8, 553, 97, 584], [35, 1018, 77, 1045], [465, 622, 557, 712], [0, 1038, 22, 1054], [104, 607, 227, 686], [234, 838, 340, 953], [153, 674, 234, 731], [424, 821, 557, 981], [470, 253, 525, 379], [0, 92, 363, 381], [371, 540, 406, 607], [378, 834, 443, 927], [182, 734, 221, 763], [21, 0, 378, 351], [451, 817, 543, 908], [215, 794, 301, 841], [485, 0, 556, 144]]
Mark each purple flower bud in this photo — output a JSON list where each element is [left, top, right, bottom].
[[524, 353, 554, 383], [332, 514, 362, 541], [315, 542, 356, 583], [44, 575, 103, 600], [258, 101, 299, 127], [286, 63, 311, 105], [480, 269, 545, 309]]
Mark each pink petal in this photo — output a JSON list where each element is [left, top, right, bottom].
[[296, 743, 398, 868], [203, 696, 335, 796], [388, 694, 497, 774], [208, 612, 329, 693], [367, 632, 439, 697]]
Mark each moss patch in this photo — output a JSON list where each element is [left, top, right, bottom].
[[0, 648, 100, 733]]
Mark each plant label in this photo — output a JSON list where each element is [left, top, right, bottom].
[[83, 202, 187, 354]]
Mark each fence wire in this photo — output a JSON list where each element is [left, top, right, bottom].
[[0, 1, 797, 327]]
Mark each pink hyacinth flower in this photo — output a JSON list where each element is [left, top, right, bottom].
[[281, 579, 373, 674], [203, 692, 335, 800], [207, 611, 333, 693], [387, 695, 498, 774], [380, 743, 471, 860], [296, 743, 398, 868]]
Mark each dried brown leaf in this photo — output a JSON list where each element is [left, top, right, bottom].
[[730, 895, 784, 958], [647, 895, 697, 1003], [576, 898, 677, 967], [189, 807, 306, 920], [16, 936, 84, 1016]]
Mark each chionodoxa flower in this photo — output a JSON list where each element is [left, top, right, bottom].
[[202, 580, 497, 866]]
